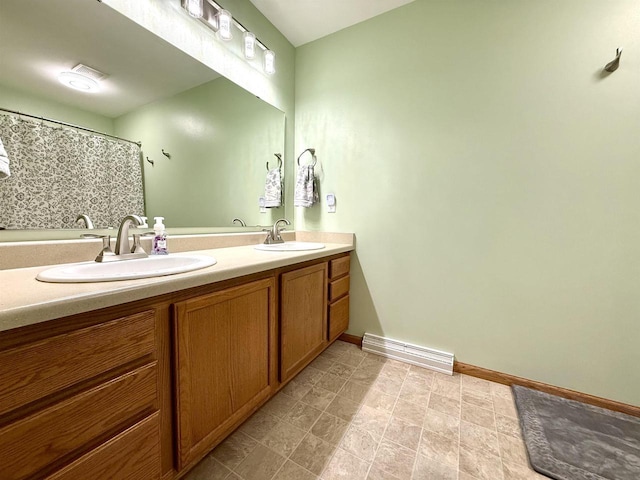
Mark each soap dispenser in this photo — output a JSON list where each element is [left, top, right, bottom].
[[151, 216, 168, 255]]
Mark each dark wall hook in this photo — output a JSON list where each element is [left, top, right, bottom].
[[162, 149, 171, 159], [146, 156, 154, 166], [604, 48, 622, 73]]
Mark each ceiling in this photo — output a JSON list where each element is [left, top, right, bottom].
[[248, 0, 416, 47], [0, 0, 416, 119], [0, 0, 218, 118]]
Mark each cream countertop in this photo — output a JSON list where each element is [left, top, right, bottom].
[[0, 239, 354, 333]]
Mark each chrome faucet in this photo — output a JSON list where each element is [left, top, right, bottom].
[[232, 217, 247, 227], [115, 214, 144, 255], [263, 218, 290, 244], [76, 214, 94, 229], [96, 214, 148, 261]]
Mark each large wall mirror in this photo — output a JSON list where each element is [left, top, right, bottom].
[[0, 0, 285, 241]]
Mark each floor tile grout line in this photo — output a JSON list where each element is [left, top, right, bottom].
[[317, 347, 369, 479], [239, 344, 352, 480], [457, 372, 463, 480], [492, 393, 507, 480], [363, 355, 410, 480], [285, 343, 366, 479]]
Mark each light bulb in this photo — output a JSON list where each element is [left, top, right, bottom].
[[263, 50, 276, 75], [185, 0, 203, 18], [243, 32, 256, 59], [217, 9, 233, 41]]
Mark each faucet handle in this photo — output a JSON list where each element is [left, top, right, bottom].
[[130, 234, 147, 254], [262, 228, 277, 245], [94, 235, 116, 262]]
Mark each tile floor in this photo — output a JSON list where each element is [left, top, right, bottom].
[[185, 341, 547, 480]]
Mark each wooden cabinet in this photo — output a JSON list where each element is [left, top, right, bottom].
[[0, 250, 351, 480], [280, 262, 328, 382], [173, 277, 276, 470], [0, 310, 160, 480], [328, 255, 351, 341]]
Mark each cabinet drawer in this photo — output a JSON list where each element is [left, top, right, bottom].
[[0, 309, 156, 416], [329, 274, 350, 303], [47, 412, 161, 480], [328, 295, 350, 342], [0, 362, 157, 480], [329, 255, 350, 279]]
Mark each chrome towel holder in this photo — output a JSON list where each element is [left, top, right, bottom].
[[297, 148, 317, 167], [266, 153, 282, 171]]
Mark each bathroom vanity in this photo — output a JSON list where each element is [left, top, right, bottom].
[[0, 237, 353, 479]]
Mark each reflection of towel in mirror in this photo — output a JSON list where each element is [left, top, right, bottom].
[[294, 164, 319, 207], [0, 137, 10, 178], [264, 168, 282, 208]]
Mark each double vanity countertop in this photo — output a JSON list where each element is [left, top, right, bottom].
[[0, 231, 354, 333]]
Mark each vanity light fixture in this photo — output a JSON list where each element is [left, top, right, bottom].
[[186, 0, 204, 18], [181, 0, 275, 75], [217, 9, 233, 41], [263, 50, 276, 75], [243, 31, 256, 59]]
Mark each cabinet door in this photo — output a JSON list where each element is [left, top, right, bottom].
[[280, 263, 328, 382], [174, 278, 275, 470]]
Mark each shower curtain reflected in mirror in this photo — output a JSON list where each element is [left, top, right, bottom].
[[0, 114, 144, 229]]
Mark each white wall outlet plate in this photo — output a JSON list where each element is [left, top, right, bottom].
[[326, 193, 336, 213], [259, 196, 266, 213]]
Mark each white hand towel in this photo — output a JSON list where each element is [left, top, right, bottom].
[[264, 167, 282, 208], [294, 164, 319, 207], [0, 137, 10, 179]]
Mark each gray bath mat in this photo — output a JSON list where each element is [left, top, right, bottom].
[[512, 385, 640, 480]]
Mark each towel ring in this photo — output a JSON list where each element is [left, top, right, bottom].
[[266, 153, 282, 171], [297, 148, 317, 167]]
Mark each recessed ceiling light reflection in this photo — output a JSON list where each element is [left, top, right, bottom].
[[58, 71, 100, 93]]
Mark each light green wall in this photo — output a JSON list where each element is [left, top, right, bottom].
[[295, 0, 640, 405], [115, 77, 284, 227], [104, 0, 296, 220], [0, 83, 114, 133]]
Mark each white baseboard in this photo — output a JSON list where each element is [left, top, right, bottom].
[[362, 333, 454, 375]]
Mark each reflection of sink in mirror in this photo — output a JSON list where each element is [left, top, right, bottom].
[[254, 242, 325, 252], [36, 255, 217, 283]]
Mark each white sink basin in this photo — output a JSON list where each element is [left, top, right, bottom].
[[254, 242, 325, 252], [36, 254, 217, 283]]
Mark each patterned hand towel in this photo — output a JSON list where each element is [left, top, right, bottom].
[[294, 164, 319, 207], [264, 167, 282, 208], [0, 137, 10, 178]]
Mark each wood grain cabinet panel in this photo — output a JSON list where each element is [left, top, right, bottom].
[[47, 412, 161, 480], [329, 256, 350, 280], [0, 362, 157, 480], [328, 295, 350, 342], [174, 278, 276, 470], [329, 274, 350, 302], [280, 263, 328, 382], [0, 309, 155, 416]]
